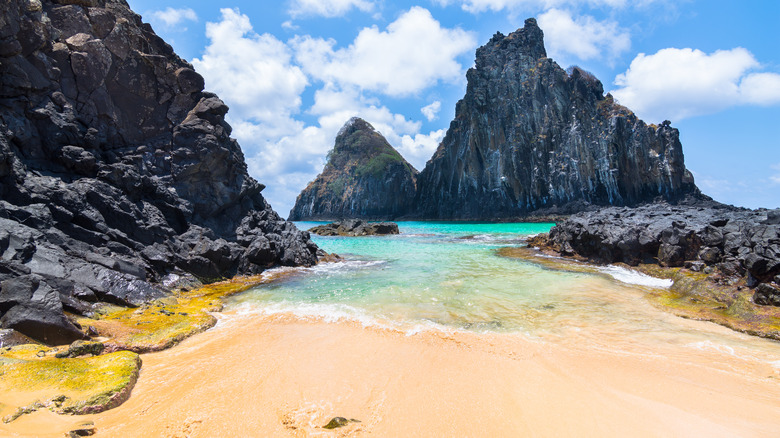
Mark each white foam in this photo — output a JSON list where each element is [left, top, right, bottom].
[[232, 301, 391, 329], [685, 340, 736, 356], [598, 265, 673, 288], [228, 300, 465, 338]]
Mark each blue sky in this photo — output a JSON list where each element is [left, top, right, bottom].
[[126, 0, 780, 215]]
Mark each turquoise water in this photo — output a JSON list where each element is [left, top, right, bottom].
[[227, 222, 780, 367], [228, 223, 672, 335], [231, 222, 584, 333]]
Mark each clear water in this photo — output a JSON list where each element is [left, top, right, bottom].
[[229, 222, 780, 366]]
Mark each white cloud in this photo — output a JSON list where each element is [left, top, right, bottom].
[[288, 0, 376, 18], [771, 163, 780, 185], [192, 9, 307, 128], [611, 47, 780, 122], [433, 0, 632, 13], [537, 9, 629, 63], [421, 101, 442, 121], [149, 7, 197, 29], [291, 7, 477, 96], [399, 130, 445, 169], [281, 20, 299, 31], [190, 7, 457, 215]]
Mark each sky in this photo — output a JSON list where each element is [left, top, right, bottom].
[[126, 0, 780, 216]]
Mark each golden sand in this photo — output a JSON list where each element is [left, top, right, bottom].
[[3, 309, 779, 437]]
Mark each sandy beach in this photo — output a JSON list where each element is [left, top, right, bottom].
[[4, 308, 780, 438]]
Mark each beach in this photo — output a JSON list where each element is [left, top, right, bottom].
[[3, 222, 780, 437], [3, 307, 780, 437]]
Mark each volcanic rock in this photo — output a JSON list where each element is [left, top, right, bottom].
[[0, 0, 318, 344], [413, 18, 699, 219], [309, 219, 400, 237], [543, 203, 780, 306], [289, 118, 417, 220]]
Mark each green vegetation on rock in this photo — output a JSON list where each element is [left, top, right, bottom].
[[0, 346, 141, 421]]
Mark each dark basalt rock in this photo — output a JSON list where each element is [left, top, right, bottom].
[[322, 417, 360, 429], [289, 118, 417, 221], [543, 203, 780, 306], [413, 18, 699, 219], [309, 219, 400, 237], [0, 0, 318, 344]]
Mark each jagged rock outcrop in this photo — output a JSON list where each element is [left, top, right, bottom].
[[541, 204, 780, 306], [289, 117, 418, 221], [309, 219, 400, 237], [414, 18, 698, 219], [0, 0, 318, 344]]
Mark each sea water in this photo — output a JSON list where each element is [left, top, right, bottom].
[[229, 222, 780, 367]]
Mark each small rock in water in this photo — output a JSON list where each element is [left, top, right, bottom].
[[322, 417, 360, 429]]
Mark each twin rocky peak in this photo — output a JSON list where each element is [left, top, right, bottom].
[[289, 18, 698, 221]]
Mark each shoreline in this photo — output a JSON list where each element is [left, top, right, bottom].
[[3, 240, 780, 436], [3, 311, 779, 437]]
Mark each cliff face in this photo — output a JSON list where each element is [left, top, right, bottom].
[[414, 18, 698, 219], [289, 117, 418, 221], [0, 0, 318, 344]]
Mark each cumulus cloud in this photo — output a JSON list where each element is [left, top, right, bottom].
[[191, 8, 454, 215], [433, 0, 632, 13], [611, 47, 780, 122], [421, 101, 442, 121], [288, 0, 376, 18], [399, 130, 446, 169], [192, 9, 307, 129], [538, 9, 629, 63], [291, 7, 476, 96], [149, 7, 197, 29]]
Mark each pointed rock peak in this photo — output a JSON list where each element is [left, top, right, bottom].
[[330, 117, 401, 162], [336, 117, 376, 140], [479, 17, 546, 65], [288, 118, 418, 220]]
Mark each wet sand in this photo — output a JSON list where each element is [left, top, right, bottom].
[[4, 309, 780, 437]]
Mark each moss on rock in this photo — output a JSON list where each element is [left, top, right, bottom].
[[78, 273, 283, 353], [0, 346, 141, 421]]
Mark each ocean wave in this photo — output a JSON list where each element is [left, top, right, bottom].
[[598, 265, 673, 288], [229, 301, 464, 337], [307, 259, 386, 274], [685, 340, 736, 356]]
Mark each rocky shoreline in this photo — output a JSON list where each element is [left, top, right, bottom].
[[0, 0, 319, 347], [522, 201, 780, 339]]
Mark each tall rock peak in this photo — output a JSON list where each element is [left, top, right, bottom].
[[289, 118, 417, 221], [0, 0, 318, 344], [414, 18, 698, 219]]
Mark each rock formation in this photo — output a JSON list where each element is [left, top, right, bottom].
[[541, 204, 780, 306], [0, 0, 318, 344], [308, 219, 400, 237], [414, 18, 698, 219], [289, 117, 418, 220]]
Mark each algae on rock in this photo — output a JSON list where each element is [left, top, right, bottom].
[[0, 345, 141, 421]]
